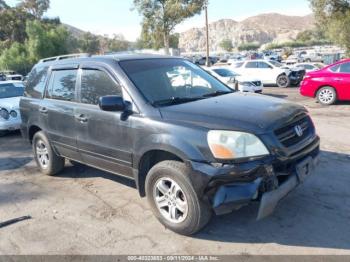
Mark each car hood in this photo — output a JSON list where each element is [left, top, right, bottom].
[[0, 96, 21, 110], [159, 93, 306, 134]]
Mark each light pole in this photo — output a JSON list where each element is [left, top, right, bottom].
[[205, 0, 210, 67]]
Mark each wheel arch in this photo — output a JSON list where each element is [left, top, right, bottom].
[[133, 134, 206, 197]]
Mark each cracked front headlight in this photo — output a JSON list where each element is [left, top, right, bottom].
[[207, 130, 270, 160]]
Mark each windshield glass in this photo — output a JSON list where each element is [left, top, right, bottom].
[[119, 59, 233, 106], [269, 60, 282, 67], [0, 83, 24, 99], [212, 68, 239, 77]]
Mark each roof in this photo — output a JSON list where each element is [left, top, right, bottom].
[[36, 53, 180, 67]]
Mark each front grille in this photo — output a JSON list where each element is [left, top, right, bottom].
[[252, 81, 261, 86], [274, 114, 312, 147]]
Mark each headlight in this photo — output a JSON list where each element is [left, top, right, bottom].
[[0, 108, 10, 120], [207, 130, 269, 160], [10, 110, 18, 118], [239, 81, 254, 87]]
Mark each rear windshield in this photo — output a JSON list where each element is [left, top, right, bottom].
[[0, 83, 24, 99]]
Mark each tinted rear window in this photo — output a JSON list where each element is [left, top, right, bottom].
[[25, 66, 48, 98]]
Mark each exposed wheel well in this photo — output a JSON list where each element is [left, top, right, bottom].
[[28, 125, 42, 143], [314, 85, 337, 98], [137, 150, 183, 197]]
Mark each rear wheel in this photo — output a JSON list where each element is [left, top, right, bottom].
[[145, 160, 212, 235], [33, 131, 65, 175], [276, 74, 290, 88], [317, 86, 337, 105]]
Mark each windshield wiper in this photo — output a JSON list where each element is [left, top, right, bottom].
[[201, 90, 233, 98], [152, 96, 204, 107]]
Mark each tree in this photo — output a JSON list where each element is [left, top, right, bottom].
[[78, 32, 100, 54], [238, 42, 260, 51], [19, 0, 50, 19], [132, 0, 206, 54], [310, 0, 350, 54], [219, 39, 233, 52]]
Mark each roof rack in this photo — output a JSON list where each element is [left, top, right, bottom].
[[39, 53, 90, 63]]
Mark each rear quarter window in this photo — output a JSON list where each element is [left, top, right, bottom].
[[25, 66, 49, 98]]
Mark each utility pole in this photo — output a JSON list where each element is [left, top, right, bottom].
[[205, 0, 210, 67]]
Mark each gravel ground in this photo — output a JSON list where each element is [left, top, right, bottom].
[[0, 87, 349, 255]]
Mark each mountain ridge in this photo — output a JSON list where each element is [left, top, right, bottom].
[[179, 13, 315, 52]]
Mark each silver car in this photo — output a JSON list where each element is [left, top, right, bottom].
[[0, 81, 24, 136]]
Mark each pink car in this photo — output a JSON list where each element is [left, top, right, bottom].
[[300, 59, 350, 105]]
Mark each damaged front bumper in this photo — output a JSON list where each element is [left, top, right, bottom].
[[188, 144, 320, 220]]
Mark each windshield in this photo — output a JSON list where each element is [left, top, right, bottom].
[[0, 83, 24, 99], [212, 68, 239, 77], [119, 59, 233, 106], [269, 60, 283, 67]]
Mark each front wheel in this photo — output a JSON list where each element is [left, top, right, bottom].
[[33, 131, 65, 176], [276, 74, 290, 88], [145, 161, 212, 235], [317, 86, 337, 105]]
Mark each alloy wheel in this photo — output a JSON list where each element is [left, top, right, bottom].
[[319, 89, 334, 104], [153, 177, 189, 224], [36, 140, 50, 169]]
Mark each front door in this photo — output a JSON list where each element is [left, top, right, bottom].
[[75, 64, 134, 177]]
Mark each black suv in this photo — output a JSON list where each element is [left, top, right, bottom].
[[20, 54, 320, 235]]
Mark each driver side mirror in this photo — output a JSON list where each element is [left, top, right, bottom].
[[99, 96, 126, 112]]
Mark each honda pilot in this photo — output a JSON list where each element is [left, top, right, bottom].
[[20, 54, 320, 235]]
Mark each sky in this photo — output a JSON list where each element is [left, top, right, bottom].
[[6, 0, 312, 41]]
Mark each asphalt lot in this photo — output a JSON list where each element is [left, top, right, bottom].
[[0, 87, 350, 255]]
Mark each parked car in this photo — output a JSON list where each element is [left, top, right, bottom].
[[21, 54, 320, 235], [300, 59, 350, 105], [301, 52, 324, 63], [0, 81, 24, 136], [194, 56, 219, 66], [283, 54, 303, 65], [295, 62, 325, 73], [203, 66, 263, 93], [232, 60, 305, 88], [0, 71, 24, 81]]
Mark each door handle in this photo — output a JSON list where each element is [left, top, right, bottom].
[[39, 107, 48, 114], [75, 114, 88, 123], [334, 78, 343, 81]]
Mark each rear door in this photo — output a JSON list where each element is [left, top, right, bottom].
[[75, 63, 134, 177], [40, 65, 81, 161]]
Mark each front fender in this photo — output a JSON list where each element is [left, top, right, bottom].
[[133, 133, 207, 170]]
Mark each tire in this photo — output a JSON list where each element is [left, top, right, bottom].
[[145, 160, 212, 235], [317, 86, 337, 105], [0, 131, 7, 137], [33, 131, 65, 176], [276, 74, 290, 88]]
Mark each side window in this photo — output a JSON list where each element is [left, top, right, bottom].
[[339, 62, 350, 73], [47, 70, 77, 101], [329, 65, 340, 73], [258, 62, 272, 69], [81, 69, 122, 105], [245, 62, 258, 68], [25, 66, 48, 98]]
